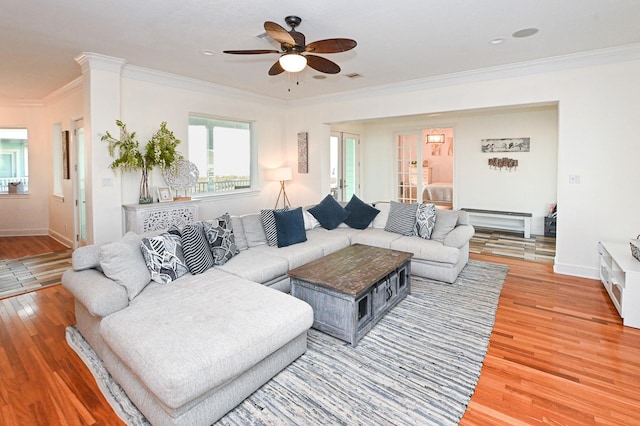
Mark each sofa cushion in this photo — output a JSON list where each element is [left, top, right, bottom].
[[72, 244, 101, 271], [350, 228, 403, 248], [140, 233, 189, 285], [230, 216, 248, 250], [384, 201, 418, 236], [216, 250, 290, 284], [203, 214, 239, 265], [371, 202, 391, 229], [99, 232, 151, 300], [181, 222, 214, 274], [274, 207, 307, 248], [240, 214, 267, 247], [304, 228, 351, 255], [431, 209, 460, 242], [414, 203, 437, 239], [343, 195, 380, 229], [303, 209, 320, 230], [390, 236, 460, 265], [308, 195, 348, 230], [100, 270, 313, 410], [260, 208, 289, 246], [253, 242, 324, 269]]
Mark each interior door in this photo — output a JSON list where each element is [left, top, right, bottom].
[[330, 131, 359, 201], [74, 119, 87, 247], [396, 132, 421, 203]]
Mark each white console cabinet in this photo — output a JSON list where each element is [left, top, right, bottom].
[[598, 241, 640, 329], [123, 200, 200, 234]]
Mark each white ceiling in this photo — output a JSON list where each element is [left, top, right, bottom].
[[2, 0, 639, 101]]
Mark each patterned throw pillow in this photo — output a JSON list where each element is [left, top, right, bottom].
[[203, 213, 239, 265], [384, 201, 418, 235], [260, 207, 289, 247], [181, 222, 214, 274], [140, 233, 188, 284], [414, 203, 437, 239]]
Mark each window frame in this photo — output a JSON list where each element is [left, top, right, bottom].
[[0, 127, 29, 195], [187, 114, 258, 199]]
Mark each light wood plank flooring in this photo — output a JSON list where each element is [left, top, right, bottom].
[[1, 238, 639, 425]]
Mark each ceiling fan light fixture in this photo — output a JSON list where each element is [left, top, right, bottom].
[[279, 53, 307, 72]]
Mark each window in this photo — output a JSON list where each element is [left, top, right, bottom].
[[188, 115, 252, 195], [0, 128, 29, 194]]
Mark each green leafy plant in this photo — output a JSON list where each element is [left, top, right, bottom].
[[102, 120, 183, 172]]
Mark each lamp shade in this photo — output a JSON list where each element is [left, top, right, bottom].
[[266, 167, 292, 182], [279, 53, 307, 72]]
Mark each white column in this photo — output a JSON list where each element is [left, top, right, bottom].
[[75, 53, 126, 245]]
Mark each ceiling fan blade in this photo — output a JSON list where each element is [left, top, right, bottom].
[[223, 49, 280, 55], [264, 21, 295, 46], [268, 60, 285, 76], [305, 55, 341, 74], [306, 38, 357, 53]]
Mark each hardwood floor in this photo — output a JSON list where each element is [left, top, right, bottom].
[[0, 236, 68, 261], [1, 239, 639, 425]]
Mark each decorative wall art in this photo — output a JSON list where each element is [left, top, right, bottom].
[[297, 131, 308, 173], [488, 157, 519, 171], [62, 130, 70, 179], [481, 137, 530, 153]]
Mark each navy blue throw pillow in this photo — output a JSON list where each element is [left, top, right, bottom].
[[308, 195, 349, 230], [343, 195, 380, 229], [273, 207, 307, 248]]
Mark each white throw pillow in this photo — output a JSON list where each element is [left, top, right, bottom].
[[99, 232, 151, 300]]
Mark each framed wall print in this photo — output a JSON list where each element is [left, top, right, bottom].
[[62, 130, 70, 179], [157, 187, 173, 203], [297, 131, 308, 173]]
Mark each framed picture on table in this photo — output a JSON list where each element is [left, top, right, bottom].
[[157, 187, 173, 203]]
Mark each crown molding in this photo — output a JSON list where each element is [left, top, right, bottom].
[[74, 52, 127, 74], [42, 77, 82, 104], [292, 43, 640, 107], [122, 64, 287, 108]]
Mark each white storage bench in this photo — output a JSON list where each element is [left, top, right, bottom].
[[461, 208, 532, 238]]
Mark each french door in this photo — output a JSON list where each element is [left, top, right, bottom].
[[396, 132, 423, 204], [329, 132, 359, 201]]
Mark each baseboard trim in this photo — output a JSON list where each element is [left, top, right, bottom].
[[554, 263, 599, 280], [49, 230, 73, 248], [0, 228, 48, 237]]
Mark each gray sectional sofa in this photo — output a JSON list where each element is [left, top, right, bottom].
[[62, 200, 474, 426]]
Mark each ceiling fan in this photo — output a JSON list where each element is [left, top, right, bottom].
[[223, 16, 357, 75]]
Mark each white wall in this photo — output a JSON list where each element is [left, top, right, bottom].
[[286, 53, 640, 278], [44, 81, 83, 246], [0, 102, 50, 236], [80, 64, 289, 243], [354, 105, 558, 235]]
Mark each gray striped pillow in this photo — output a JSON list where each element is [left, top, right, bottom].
[[260, 207, 289, 246], [181, 222, 214, 274], [384, 201, 418, 235]]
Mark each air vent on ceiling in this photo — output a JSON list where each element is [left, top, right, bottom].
[[345, 73, 363, 79]]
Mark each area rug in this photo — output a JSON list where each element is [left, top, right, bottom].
[[66, 259, 508, 425], [0, 249, 73, 300]]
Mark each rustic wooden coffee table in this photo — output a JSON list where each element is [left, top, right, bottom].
[[288, 244, 412, 346]]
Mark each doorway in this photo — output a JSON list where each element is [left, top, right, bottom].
[[73, 118, 87, 247], [330, 131, 359, 201], [396, 128, 453, 206]]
